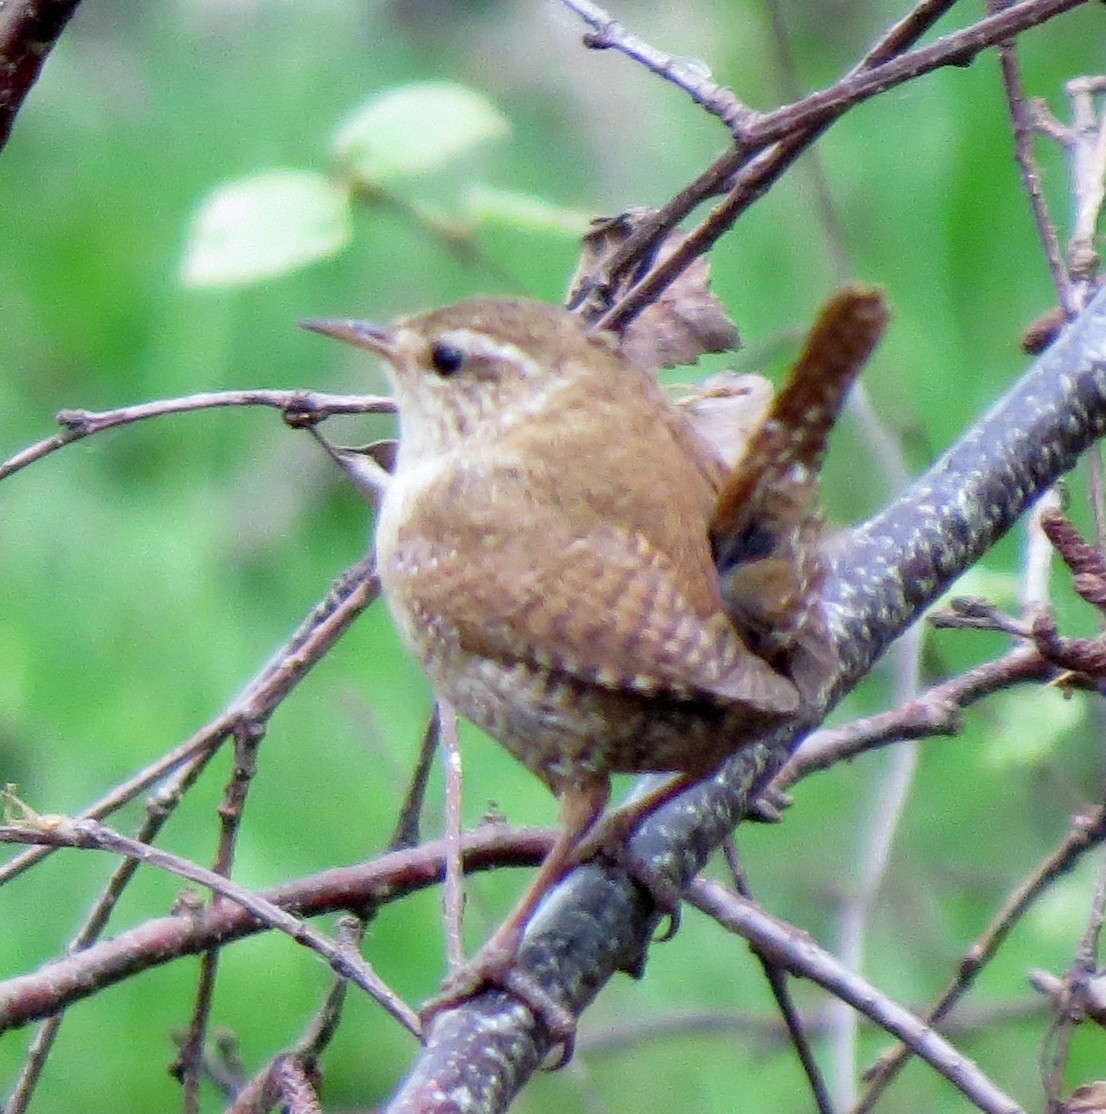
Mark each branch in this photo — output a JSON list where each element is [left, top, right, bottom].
[[856, 804, 1106, 1111], [563, 0, 1087, 330], [0, 825, 553, 1032], [0, 804, 420, 1037], [685, 877, 1023, 1114], [0, 390, 392, 484], [0, 0, 83, 151], [775, 646, 1055, 789], [559, 0, 755, 130], [0, 555, 380, 886]]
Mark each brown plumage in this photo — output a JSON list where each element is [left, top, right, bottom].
[[302, 287, 885, 1037], [711, 286, 889, 699]]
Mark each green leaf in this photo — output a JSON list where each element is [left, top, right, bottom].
[[933, 566, 1022, 611], [333, 82, 509, 184], [464, 184, 591, 236], [180, 169, 352, 288], [1028, 870, 1097, 943], [983, 686, 1085, 768]]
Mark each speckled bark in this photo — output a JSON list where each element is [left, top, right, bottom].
[[384, 288, 1106, 1113]]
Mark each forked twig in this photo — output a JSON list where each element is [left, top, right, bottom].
[[687, 876, 1024, 1114]]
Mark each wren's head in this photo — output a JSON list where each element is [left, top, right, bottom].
[[302, 298, 621, 464]]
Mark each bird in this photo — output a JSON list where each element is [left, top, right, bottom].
[[301, 285, 887, 1040]]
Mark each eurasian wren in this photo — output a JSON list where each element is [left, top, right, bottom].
[[302, 286, 886, 1034]]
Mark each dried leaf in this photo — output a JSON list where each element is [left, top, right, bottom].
[[566, 208, 740, 369], [1062, 1081, 1106, 1114], [676, 371, 772, 470]]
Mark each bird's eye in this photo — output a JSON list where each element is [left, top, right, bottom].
[[430, 341, 465, 376]]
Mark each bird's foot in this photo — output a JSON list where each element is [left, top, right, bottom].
[[420, 937, 578, 1067], [569, 804, 685, 947]]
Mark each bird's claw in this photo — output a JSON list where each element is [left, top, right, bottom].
[[420, 945, 578, 1069]]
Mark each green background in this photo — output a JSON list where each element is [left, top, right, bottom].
[[1, 1, 1105, 1110]]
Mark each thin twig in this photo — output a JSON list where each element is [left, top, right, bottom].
[[577, 997, 1047, 1057], [746, 0, 1087, 151], [828, 621, 923, 1108], [854, 805, 1106, 1112], [0, 389, 392, 484], [1042, 844, 1106, 1110], [0, 555, 379, 886], [0, 809, 421, 1037], [558, 0, 756, 130], [3, 743, 224, 1114], [176, 720, 266, 1110], [852, 0, 964, 71], [226, 915, 365, 1112], [572, 0, 1087, 331], [3, 557, 378, 1101], [0, 824, 554, 1032], [722, 837, 835, 1114], [991, 0, 1074, 312], [1025, 490, 1064, 609], [1064, 76, 1106, 286], [439, 701, 466, 973], [686, 876, 1024, 1114], [763, 0, 853, 280], [565, 0, 955, 321], [775, 646, 1053, 790], [389, 709, 441, 853]]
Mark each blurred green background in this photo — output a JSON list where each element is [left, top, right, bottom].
[[2, 1, 1105, 1110]]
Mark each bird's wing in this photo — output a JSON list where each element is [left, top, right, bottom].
[[393, 523, 799, 717]]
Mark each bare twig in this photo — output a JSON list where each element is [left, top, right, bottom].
[[0, 555, 379, 887], [0, 800, 421, 1037], [389, 710, 441, 853], [1041, 843, 1106, 1111], [991, 0, 1074, 312], [227, 1050, 322, 1114], [828, 621, 923, 1108], [2, 557, 380, 1105], [0, 389, 392, 484], [0, 823, 553, 1032], [175, 720, 266, 1110], [568, 0, 1087, 331], [439, 701, 466, 973], [776, 646, 1054, 789], [1064, 76, 1106, 286], [558, 0, 756, 130], [1041, 507, 1106, 610], [763, 0, 853, 280], [855, 805, 1106, 1112], [578, 997, 1048, 1057], [3, 742, 224, 1114], [722, 837, 835, 1114], [226, 915, 364, 1113], [748, 0, 1086, 150], [1025, 490, 1064, 609], [852, 0, 964, 71], [686, 877, 1024, 1114]]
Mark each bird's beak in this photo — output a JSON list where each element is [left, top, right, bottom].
[[300, 317, 395, 357]]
